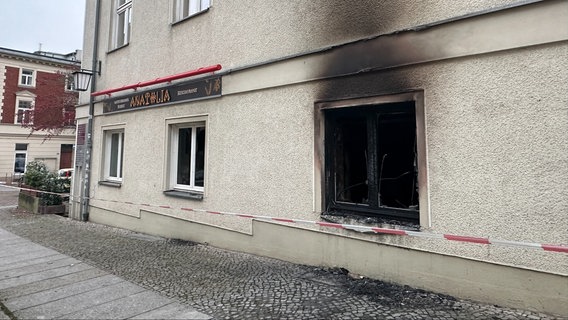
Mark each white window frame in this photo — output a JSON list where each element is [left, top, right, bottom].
[[166, 116, 207, 193], [64, 73, 74, 92], [174, 0, 210, 22], [14, 97, 34, 124], [20, 69, 35, 87], [113, 0, 132, 48], [14, 144, 28, 174], [103, 129, 125, 182]]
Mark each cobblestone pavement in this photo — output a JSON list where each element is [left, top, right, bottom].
[[0, 186, 564, 319]]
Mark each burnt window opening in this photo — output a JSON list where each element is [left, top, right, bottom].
[[325, 102, 419, 222]]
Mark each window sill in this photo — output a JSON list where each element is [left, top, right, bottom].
[[171, 8, 210, 26], [322, 209, 420, 231], [98, 180, 122, 188], [163, 190, 203, 200], [107, 43, 129, 54]]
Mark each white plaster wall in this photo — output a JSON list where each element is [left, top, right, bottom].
[[83, 0, 521, 94], [89, 86, 318, 234], [88, 40, 567, 275], [313, 42, 568, 275], [0, 126, 76, 177], [80, 0, 567, 276]]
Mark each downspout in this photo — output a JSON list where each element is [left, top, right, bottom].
[[80, 0, 101, 222]]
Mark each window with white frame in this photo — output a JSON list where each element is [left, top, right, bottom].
[[168, 120, 206, 193], [113, 0, 132, 48], [15, 98, 33, 124], [64, 73, 74, 91], [103, 129, 124, 182], [20, 69, 35, 86], [174, 0, 210, 22], [14, 144, 28, 174]]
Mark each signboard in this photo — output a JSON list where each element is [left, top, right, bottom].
[[75, 145, 85, 168], [77, 123, 86, 145], [103, 76, 221, 113], [75, 123, 87, 167]]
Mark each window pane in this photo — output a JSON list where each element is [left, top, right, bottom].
[[177, 128, 192, 185], [334, 117, 368, 204], [110, 133, 120, 177], [21, 70, 33, 85], [195, 127, 205, 187], [15, 144, 27, 151], [126, 7, 131, 42], [182, 0, 190, 18], [19, 101, 32, 109], [377, 112, 418, 209], [119, 133, 124, 178], [177, 0, 208, 20], [189, 0, 200, 15], [14, 153, 26, 173], [117, 12, 126, 45]]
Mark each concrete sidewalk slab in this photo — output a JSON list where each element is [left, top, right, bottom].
[[0, 261, 93, 290], [0, 227, 210, 320], [0, 252, 67, 271], [5, 274, 124, 311], [0, 268, 108, 300]]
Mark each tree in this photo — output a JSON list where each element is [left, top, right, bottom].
[[20, 68, 78, 138]]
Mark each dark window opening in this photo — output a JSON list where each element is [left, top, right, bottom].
[[325, 102, 419, 222], [335, 117, 368, 204], [60, 144, 74, 169]]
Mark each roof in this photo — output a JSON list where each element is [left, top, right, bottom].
[[0, 47, 81, 67]]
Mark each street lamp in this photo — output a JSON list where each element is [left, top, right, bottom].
[[72, 63, 101, 91]]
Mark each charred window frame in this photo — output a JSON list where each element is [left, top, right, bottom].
[[319, 93, 428, 225]]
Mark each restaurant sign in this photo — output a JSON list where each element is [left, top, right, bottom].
[[103, 76, 221, 113]]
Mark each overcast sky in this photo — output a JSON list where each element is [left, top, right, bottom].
[[0, 0, 86, 54]]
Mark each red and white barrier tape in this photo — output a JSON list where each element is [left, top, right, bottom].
[[0, 184, 69, 197], [2, 184, 567, 253], [83, 195, 568, 254]]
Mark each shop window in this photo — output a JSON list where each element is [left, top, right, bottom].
[[14, 144, 28, 174], [322, 97, 426, 224], [167, 118, 206, 196], [103, 129, 124, 182], [173, 0, 210, 22], [20, 69, 35, 86], [113, 0, 132, 48]]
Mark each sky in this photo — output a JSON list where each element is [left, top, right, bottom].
[[0, 0, 86, 54]]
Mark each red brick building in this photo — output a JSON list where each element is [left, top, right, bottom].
[[0, 47, 80, 180]]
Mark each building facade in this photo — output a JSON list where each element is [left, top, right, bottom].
[[73, 0, 568, 315], [0, 48, 79, 181]]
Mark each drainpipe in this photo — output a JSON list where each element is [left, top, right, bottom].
[[80, 0, 101, 222]]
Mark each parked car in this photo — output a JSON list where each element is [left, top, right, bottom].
[[58, 168, 73, 180]]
